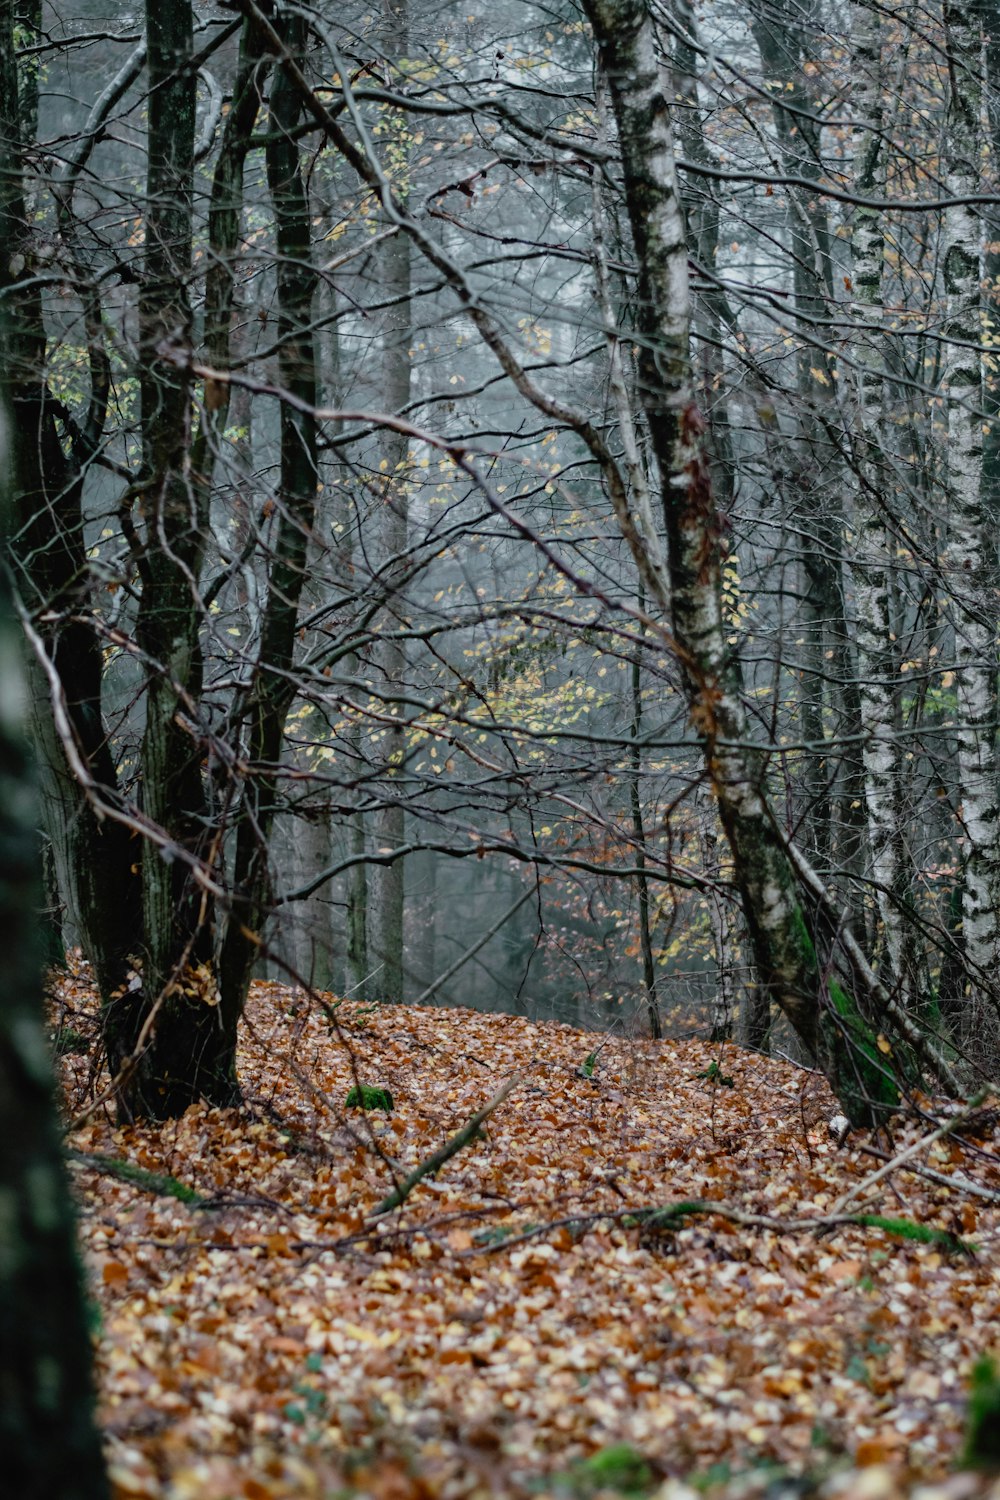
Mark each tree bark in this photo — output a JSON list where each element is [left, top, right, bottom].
[[219, 10, 319, 1029], [2, 0, 140, 1002], [584, 0, 896, 1125], [940, 2, 1000, 1027], [371, 0, 412, 1004], [847, 0, 922, 1006], [0, 324, 109, 1500], [105, 0, 231, 1119]]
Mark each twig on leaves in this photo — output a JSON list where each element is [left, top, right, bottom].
[[830, 1090, 989, 1218], [471, 1199, 976, 1257], [857, 1143, 1000, 1204], [369, 1075, 521, 1218]]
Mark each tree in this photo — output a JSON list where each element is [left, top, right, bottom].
[[0, 321, 107, 1497], [5, 4, 319, 1117], [940, 1, 1000, 1034], [580, 0, 944, 1122]]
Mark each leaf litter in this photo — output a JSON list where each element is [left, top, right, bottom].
[[53, 965, 1000, 1500]]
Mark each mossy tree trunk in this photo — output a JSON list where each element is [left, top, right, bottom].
[[583, 0, 896, 1125]]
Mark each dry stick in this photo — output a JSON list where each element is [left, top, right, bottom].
[[830, 1089, 989, 1217], [370, 1075, 521, 1218], [857, 1144, 1000, 1204], [475, 1198, 973, 1257]]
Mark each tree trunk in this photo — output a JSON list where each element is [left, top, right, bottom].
[[847, 0, 924, 1008], [2, 0, 140, 1003], [584, 0, 897, 1125], [941, 3, 1000, 1029], [698, 787, 737, 1043], [0, 346, 109, 1500], [372, 0, 412, 1004], [219, 10, 319, 1029], [107, 0, 230, 1119]]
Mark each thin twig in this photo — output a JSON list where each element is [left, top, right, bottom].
[[830, 1091, 989, 1217], [370, 1075, 521, 1217]]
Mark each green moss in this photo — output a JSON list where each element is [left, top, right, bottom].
[[564, 1443, 656, 1495], [850, 1213, 975, 1256], [640, 1202, 709, 1229], [790, 904, 818, 970], [345, 1084, 394, 1113], [696, 1061, 735, 1088], [68, 1150, 202, 1204], [825, 979, 898, 1126], [963, 1355, 1000, 1468]]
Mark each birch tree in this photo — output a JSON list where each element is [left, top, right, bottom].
[[940, 2, 1000, 1026], [582, 0, 898, 1123], [847, 0, 920, 1004]]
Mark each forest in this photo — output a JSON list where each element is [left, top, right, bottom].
[[2, 0, 1000, 1495]]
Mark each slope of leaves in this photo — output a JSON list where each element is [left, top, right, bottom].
[[53, 966, 1000, 1500]]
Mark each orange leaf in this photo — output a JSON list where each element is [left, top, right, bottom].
[[856, 1435, 903, 1466], [265, 1335, 306, 1355], [827, 1259, 863, 1282]]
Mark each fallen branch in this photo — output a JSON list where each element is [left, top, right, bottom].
[[830, 1090, 989, 1218], [67, 1149, 203, 1205], [858, 1143, 1000, 1204], [474, 1198, 976, 1257], [370, 1075, 521, 1218]]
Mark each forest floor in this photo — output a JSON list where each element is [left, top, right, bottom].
[[53, 960, 1000, 1500]]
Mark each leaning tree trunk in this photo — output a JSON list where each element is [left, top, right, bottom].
[[0, 361, 108, 1499], [583, 0, 897, 1126]]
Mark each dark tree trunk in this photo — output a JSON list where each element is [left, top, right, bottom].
[[219, 10, 319, 1028], [1, 0, 140, 1003], [0, 602, 110, 1500], [0, 329, 108, 1497], [101, 0, 237, 1121]]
